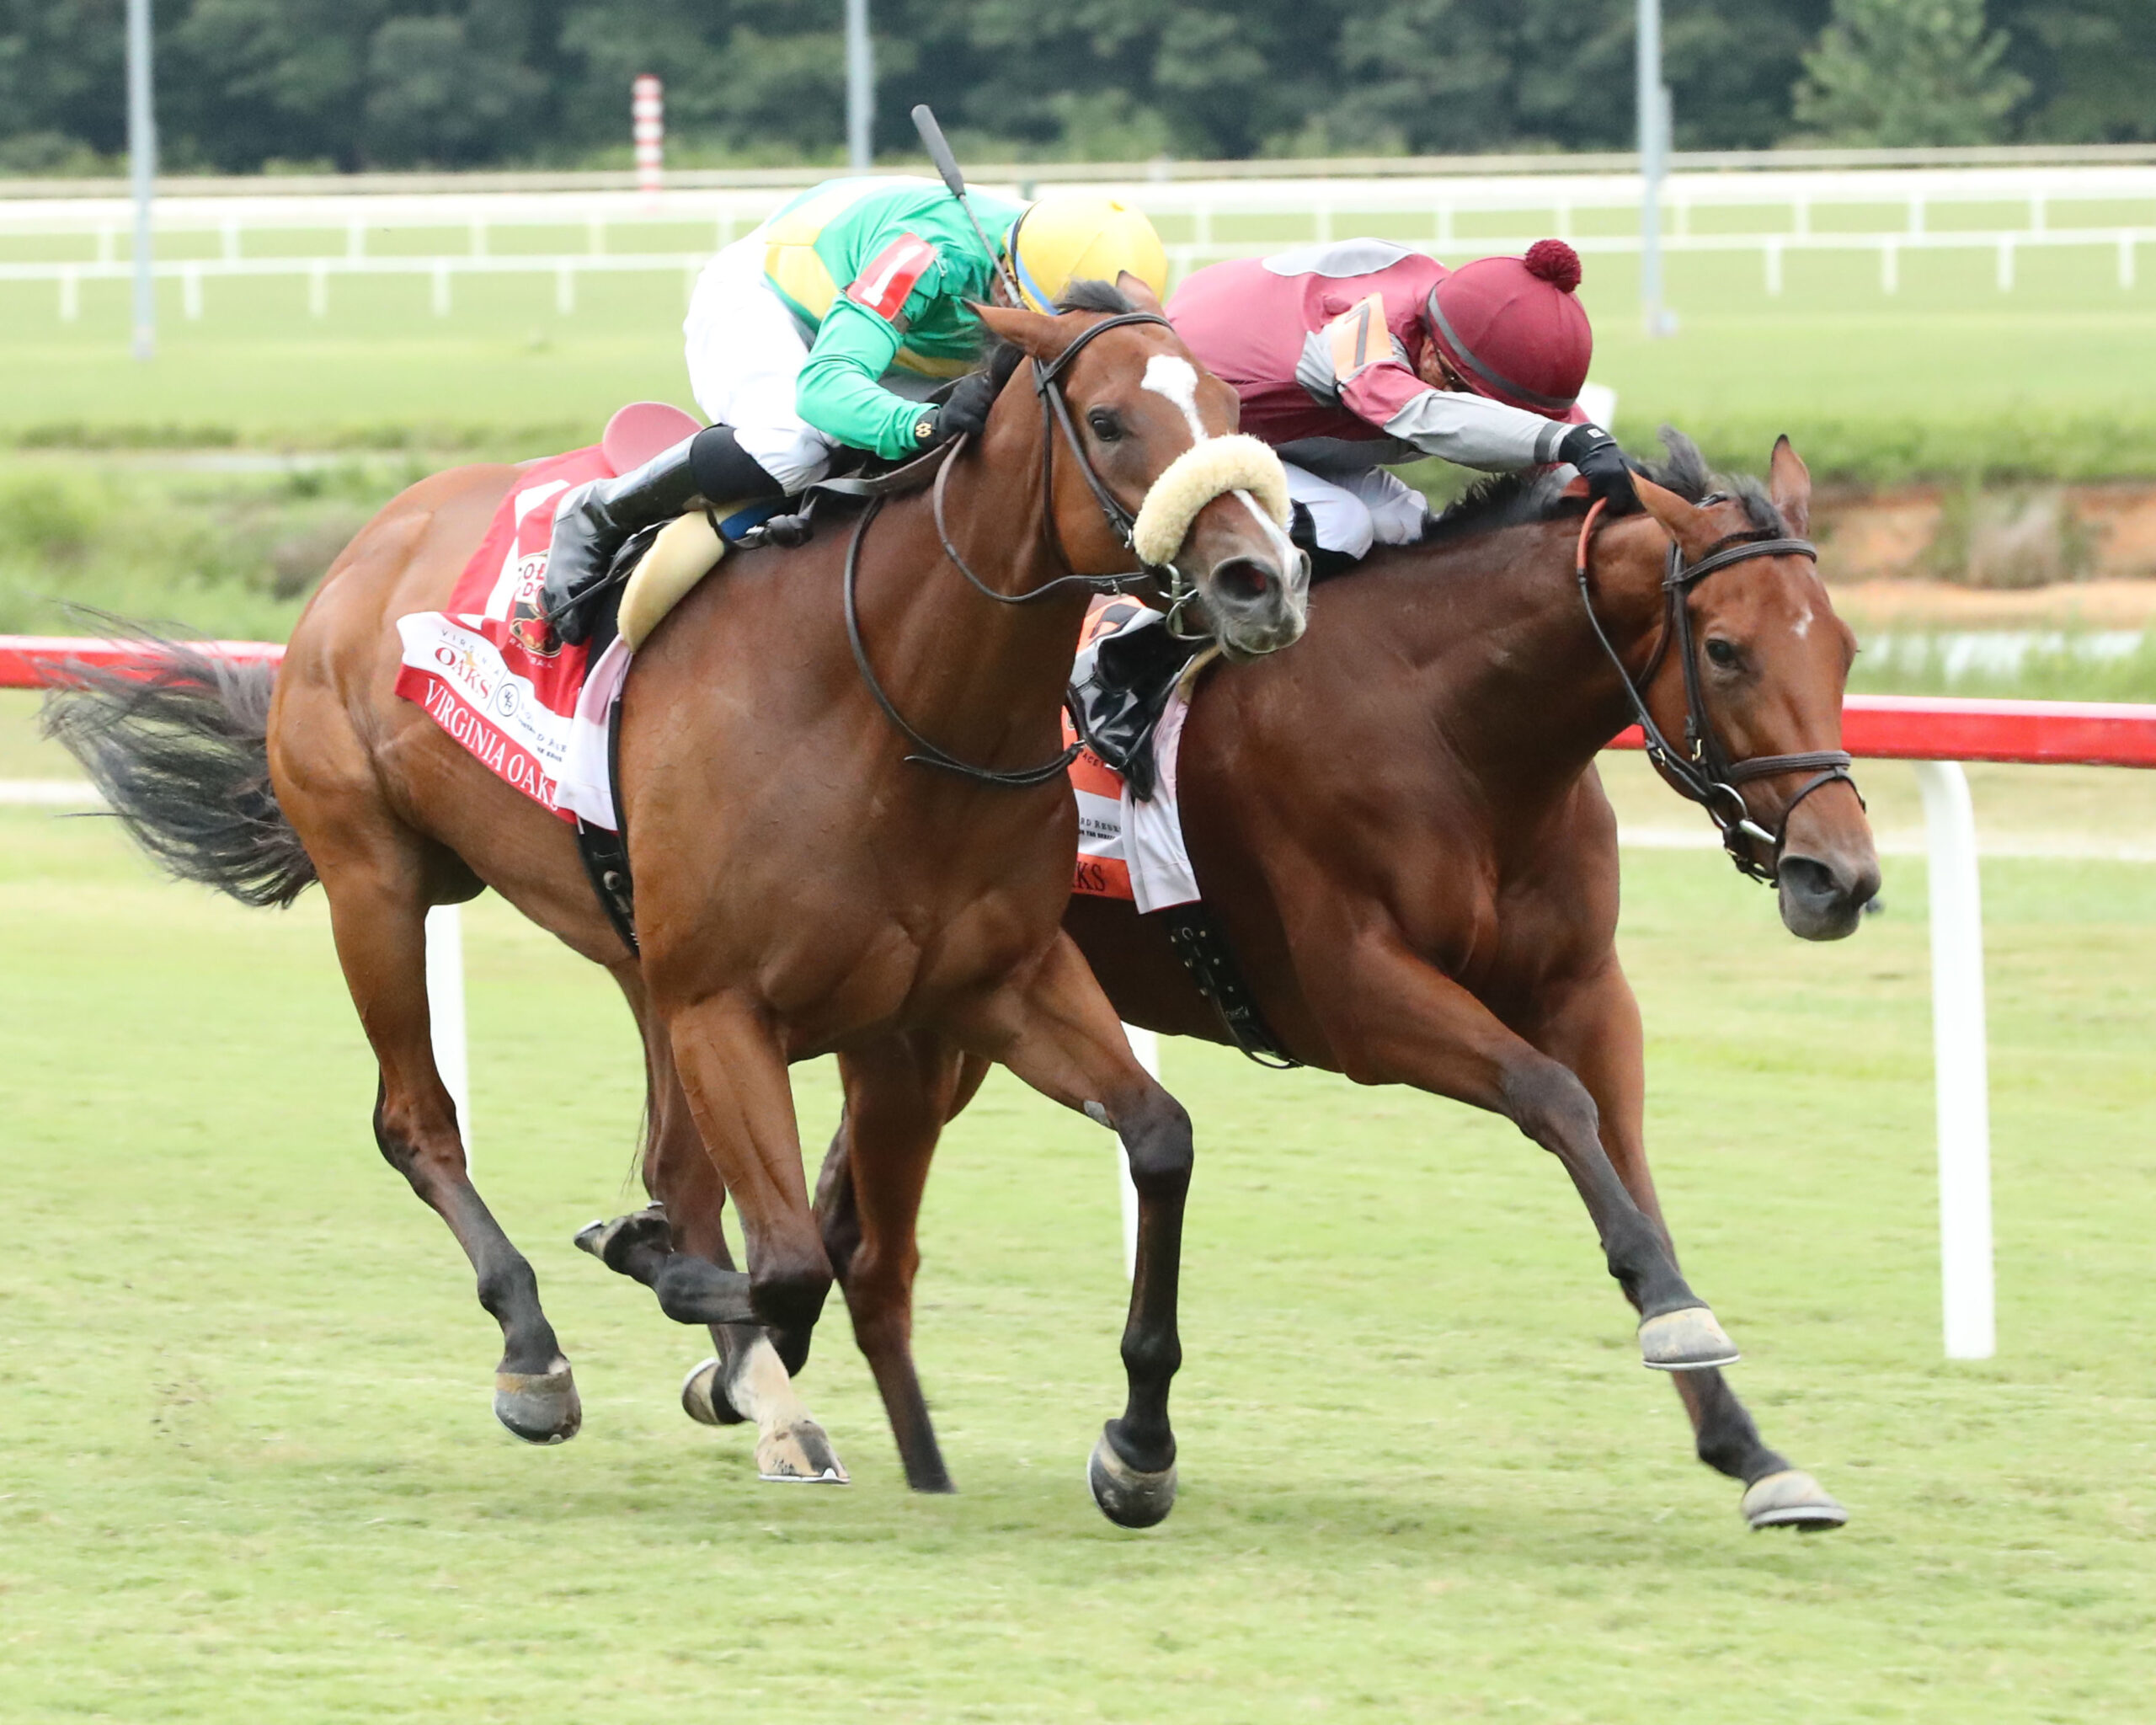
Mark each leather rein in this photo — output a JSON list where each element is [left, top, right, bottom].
[[1574, 497, 1857, 884], [844, 309, 1178, 789]]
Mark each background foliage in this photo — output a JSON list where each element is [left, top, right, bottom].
[[3, 0, 2154, 175]]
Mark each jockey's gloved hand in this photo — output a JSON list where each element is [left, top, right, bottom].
[[1558, 424, 1640, 509], [938, 366, 1001, 447]]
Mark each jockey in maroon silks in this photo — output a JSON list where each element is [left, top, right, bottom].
[[1167, 237, 1633, 571]]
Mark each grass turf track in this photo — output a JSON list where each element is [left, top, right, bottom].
[[2, 745, 2153, 1720], [4, 243, 2156, 481]]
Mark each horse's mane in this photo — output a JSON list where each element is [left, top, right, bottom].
[[1413, 428, 1785, 556]]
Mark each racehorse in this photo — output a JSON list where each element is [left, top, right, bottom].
[[45, 282, 1308, 1525], [801, 432, 1879, 1530]]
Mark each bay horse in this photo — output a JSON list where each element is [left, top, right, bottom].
[[46, 281, 1308, 1523], [798, 433, 1879, 1530]]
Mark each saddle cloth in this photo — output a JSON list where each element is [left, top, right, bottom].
[[392, 444, 632, 830], [1064, 598, 1202, 913]]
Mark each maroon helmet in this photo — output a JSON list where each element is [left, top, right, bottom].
[[1425, 239, 1593, 419]]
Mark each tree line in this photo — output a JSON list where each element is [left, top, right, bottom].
[[2, 0, 2148, 177]]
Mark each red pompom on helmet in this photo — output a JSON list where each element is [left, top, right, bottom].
[[1424, 238, 1592, 418]]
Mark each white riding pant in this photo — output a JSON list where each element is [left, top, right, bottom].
[[682, 236, 836, 494], [683, 233, 943, 495], [1282, 462, 1429, 559]]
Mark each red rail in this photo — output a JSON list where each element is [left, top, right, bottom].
[[1612, 695, 2156, 769], [0, 635, 285, 688], [6, 635, 2156, 769]]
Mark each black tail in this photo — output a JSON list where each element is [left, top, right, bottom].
[[40, 626, 318, 909]]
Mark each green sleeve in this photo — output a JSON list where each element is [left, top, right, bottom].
[[794, 275, 946, 462]]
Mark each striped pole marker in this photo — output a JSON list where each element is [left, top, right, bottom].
[[633, 75, 664, 203]]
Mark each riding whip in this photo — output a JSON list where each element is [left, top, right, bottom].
[[910, 104, 1026, 307]]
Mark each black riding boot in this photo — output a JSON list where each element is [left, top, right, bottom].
[[1287, 501, 1361, 585], [539, 425, 787, 646]]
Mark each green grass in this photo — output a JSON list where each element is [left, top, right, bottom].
[[4, 232, 2156, 481], [3, 754, 2154, 1720], [0, 455, 430, 638]]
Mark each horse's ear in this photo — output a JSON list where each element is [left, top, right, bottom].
[[1630, 471, 1718, 558], [1116, 270, 1166, 317], [1769, 434, 1812, 536], [975, 302, 1070, 361]]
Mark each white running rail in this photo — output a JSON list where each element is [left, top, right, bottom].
[[7, 163, 2156, 320]]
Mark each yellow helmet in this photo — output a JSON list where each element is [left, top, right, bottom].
[[1006, 194, 1170, 314]]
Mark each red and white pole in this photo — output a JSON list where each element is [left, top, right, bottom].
[[632, 74, 664, 200]]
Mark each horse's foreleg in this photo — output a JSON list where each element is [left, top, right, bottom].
[[658, 992, 846, 1482], [813, 1049, 990, 1285], [961, 934, 1193, 1530], [808, 1033, 968, 1493], [318, 855, 579, 1444], [1531, 959, 1848, 1532], [574, 989, 844, 1482], [1321, 931, 1732, 1371]]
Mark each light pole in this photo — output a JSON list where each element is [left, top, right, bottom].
[[846, 0, 874, 169], [126, 0, 157, 359], [1636, 0, 1674, 338]]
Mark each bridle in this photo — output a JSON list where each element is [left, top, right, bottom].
[[844, 309, 1188, 789], [1574, 496, 1858, 884]]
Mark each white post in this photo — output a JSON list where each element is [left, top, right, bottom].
[[1636, 0, 1668, 338], [1118, 1024, 1157, 1279], [1915, 761, 1994, 1360], [426, 904, 472, 1160], [125, 0, 157, 360], [845, 0, 875, 169]]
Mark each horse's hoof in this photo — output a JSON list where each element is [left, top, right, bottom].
[[494, 1358, 581, 1445], [680, 1356, 747, 1428], [1638, 1306, 1741, 1371], [1742, 1469, 1849, 1532], [1087, 1426, 1177, 1529], [572, 1203, 670, 1273], [756, 1419, 849, 1483]]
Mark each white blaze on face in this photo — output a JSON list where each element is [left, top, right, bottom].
[[1141, 354, 1209, 445], [1138, 352, 1302, 576], [1792, 601, 1814, 639]]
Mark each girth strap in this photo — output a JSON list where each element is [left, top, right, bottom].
[[1163, 904, 1300, 1069]]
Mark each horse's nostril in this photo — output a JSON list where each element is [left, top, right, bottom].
[[1779, 855, 1841, 905], [1214, 557, 1274, 606]]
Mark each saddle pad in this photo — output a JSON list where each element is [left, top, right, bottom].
[[1063, 597, 1202, 913], [392, 445, 627, 830]]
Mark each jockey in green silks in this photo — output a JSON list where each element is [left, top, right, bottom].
[[539, 175, 1171, 645]]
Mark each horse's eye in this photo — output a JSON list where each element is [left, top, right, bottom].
[[1705, 638, 1742, 670], [1087, 409, 1123, 441]]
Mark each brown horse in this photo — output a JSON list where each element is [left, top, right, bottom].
[[799, 433, 1878, 1529], [47, 282, 1308, 1525]]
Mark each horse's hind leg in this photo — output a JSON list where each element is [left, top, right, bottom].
[[1533, 958, 1848, 1533], [316, 841, 580, 1443]]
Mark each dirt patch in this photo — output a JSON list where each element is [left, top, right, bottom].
[[1830, 577, 2156, 629], [1812, 482, 2156, 617]]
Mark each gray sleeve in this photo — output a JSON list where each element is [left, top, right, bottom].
[[1379, 391, 1572, 472]]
